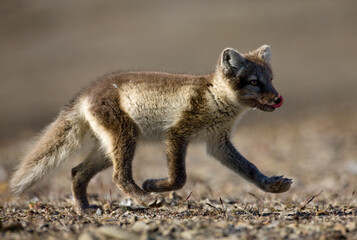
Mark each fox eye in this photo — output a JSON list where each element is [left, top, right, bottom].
[[249, 80, 258, 86]]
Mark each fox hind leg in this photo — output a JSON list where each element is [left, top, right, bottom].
[[110, 123, 164, 208], [71, 143, 112, 214], [82, 96, 164, 208]]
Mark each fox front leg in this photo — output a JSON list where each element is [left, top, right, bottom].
[[206, 133, 292, 193], [143, 130, 188, 192]]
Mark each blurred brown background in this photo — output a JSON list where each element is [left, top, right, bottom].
[[0, 1, 356, 198], [1, 0, 357, 140]]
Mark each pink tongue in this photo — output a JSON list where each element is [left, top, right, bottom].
[[271, 95, 283, 108]]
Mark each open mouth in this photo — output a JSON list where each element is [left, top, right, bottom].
[[257, 95, 283, 112]]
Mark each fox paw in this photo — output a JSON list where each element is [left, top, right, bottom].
[[142, 179, 157, 192], [263, 175, 292, 193], [142, 178, 167, 192], [136, 193, 165, 208], [75, 204, 101, 215]]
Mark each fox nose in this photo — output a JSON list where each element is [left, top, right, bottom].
[[274, 95, 282, 104], [271, 94, 283, 108]]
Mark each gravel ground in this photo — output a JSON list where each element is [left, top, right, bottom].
[[1, 109, 356, 239], [1, 1, 357, 239]]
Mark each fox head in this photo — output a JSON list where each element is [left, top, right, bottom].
[[217, 45, 283, 112]]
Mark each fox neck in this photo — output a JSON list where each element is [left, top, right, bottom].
[[207, 70, 248, 118]]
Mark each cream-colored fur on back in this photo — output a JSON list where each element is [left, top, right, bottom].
[[119, 71, 245, 141], [119, 82, 195, 140], [10, 104, 86, 194]]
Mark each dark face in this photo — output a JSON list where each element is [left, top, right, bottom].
[[220, 48, 283, 112], [234, 56, 282, 112]]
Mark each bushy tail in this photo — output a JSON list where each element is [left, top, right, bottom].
[[10, 105, 85, 194]]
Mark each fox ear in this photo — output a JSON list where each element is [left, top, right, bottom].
[[252, 45, 272, 63], [220, 48, 246, 77]]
